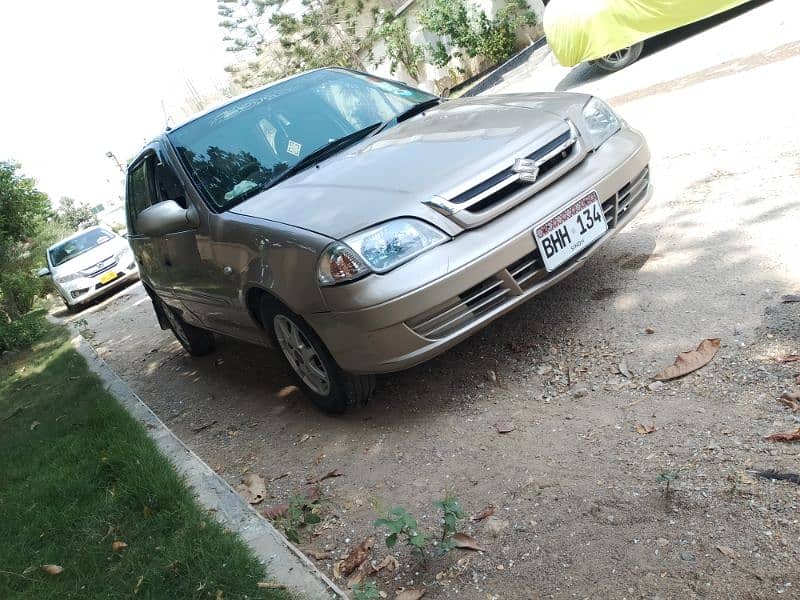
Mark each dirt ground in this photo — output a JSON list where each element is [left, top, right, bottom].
[[58, 3, 800, 598]]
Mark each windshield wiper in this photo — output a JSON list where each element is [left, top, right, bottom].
[[371, 98, 442, 137], [264, 123, 381, 190]]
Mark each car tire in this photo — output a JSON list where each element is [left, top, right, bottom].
[[260, 299, 375, 414], [592, 42, 644, 72], [162, 302, 215, 357]]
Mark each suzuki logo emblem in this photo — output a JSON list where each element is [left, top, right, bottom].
[[512, 158, 539, 183]]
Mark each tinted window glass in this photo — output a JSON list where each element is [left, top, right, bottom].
[[127, 159, 154, 230], [168, 69, 435, 210], [49, 229, 116, 267]]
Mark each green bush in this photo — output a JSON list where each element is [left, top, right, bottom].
[[0, 311, 47, 352], [0, 272, 45, 316]]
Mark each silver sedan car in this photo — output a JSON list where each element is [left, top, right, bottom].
[[40, 226, 139, 311], [126, 68, 651, 413]]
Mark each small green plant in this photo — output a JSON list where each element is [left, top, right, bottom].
[[352, 580, 381, 600], [374, 506, 429, 561], [434, 493, 465, 556], [276, 494, 322, 543], [656, 469, 680, 494], [0, 311, 47, 352]]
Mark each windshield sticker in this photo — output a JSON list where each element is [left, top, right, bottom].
[[287, 140, 302, 156], [224, 180, 258, 201]]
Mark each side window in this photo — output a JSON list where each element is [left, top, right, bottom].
[[154, 157, 187, 208], [125, 156, 155, 235]]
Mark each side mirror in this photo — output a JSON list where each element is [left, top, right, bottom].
[[37, 267, 51, 278], [136, 200, 199, 236]]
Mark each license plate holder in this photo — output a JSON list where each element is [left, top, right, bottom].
[[533, 190, 608, 272], [99, 271, 118, 285]]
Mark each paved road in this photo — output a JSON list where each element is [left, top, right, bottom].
[[65, 2, 800, 597]]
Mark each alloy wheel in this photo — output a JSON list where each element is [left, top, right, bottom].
[[273, 314, 331, 396]]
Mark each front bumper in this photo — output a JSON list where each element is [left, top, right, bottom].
[[57, 262, 140, 307], [307, 128, 652, 374]]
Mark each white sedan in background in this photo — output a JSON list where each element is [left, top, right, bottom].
[[39, 226, 138, 311]]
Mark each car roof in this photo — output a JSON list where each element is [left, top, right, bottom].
[[47, 225, 113, 253]]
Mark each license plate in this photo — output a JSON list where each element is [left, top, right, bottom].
[[533, 190, 608, 272], [99, 271, 118, 285]]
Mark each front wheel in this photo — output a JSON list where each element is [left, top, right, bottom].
[[262, 300, 374, 414], [591, 42, 644, 72], [162, 302, 215, 356]]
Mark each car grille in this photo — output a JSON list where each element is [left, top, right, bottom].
[[80, 256, 118, 277], [424, 122, 586, 229], [407, 166, 650, 340]]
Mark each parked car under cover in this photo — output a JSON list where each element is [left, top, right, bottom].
[[40, 226, 138, 310], [544, 0, 755, 71], [125, 68, 652, 413]]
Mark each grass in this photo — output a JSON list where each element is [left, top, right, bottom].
[[0, 318, 291, 599]]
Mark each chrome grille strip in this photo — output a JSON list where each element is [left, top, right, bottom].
[[425, 121, 581, 222], [408, 166, 651, 340], [421, 288, 510, 338]]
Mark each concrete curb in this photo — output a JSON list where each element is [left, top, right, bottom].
[[68, 331, 346, 599]]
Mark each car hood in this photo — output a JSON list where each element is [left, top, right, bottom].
[[50, 238, 127, 276], [231, 92, 591, 239]]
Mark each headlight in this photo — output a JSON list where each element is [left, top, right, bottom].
[[56, 272, 81, 284], [317, 219, 448, 286], [582, 97, 621, 149], [114, 246, 133, 261]]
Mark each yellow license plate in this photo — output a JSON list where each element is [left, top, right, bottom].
[[99, 271, 118, 285]]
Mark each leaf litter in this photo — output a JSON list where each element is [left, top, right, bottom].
[[766, 427, 800, 443], [234, 473, 267, 505], [653, 338, 721, 381]]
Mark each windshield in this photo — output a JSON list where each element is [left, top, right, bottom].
[[167, 69, 436, 210], [49, 229, 115, 267]]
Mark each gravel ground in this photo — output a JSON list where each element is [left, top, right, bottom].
[[58, 3, 800, 598]]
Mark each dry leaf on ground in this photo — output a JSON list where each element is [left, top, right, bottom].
[[644, 327, 656, 334], [257, 582, 287, 589], [262, 503, 289, 519], [779, 355, 800, 363], [338, 537, 374, 576], [347, 563, 369, 588], [41, 564, 63, 575], [635, 423, 658, 435], [307, 469, 344, 484], [371, 554, 399, 573], [305, 550, 331, 560], [235, 473, 267, 505], [396, 589, 425, 600], [781, 294, 800, 303], [452, 533, 486, 552], [779, 391, 800, 412], [617, 360, 632, 378], [766, 427, 800, 443], [471, 505, 495, 522], [653, 338, 721, 381], [717, 545, 736, 559], [111, 541, 128, 551], [215, 590, 223, 600], [30, 420, 40, 431], [133, 575, 144, 594], [494, 422, 515, 434]]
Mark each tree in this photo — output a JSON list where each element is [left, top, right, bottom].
[[56, 196, 98, 231], [217, 0, 274, 56], [378, 15, 424, 82], [219, 0, 381, 88], [419, 0, 536, 68], [0, 161, 52, 318]]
